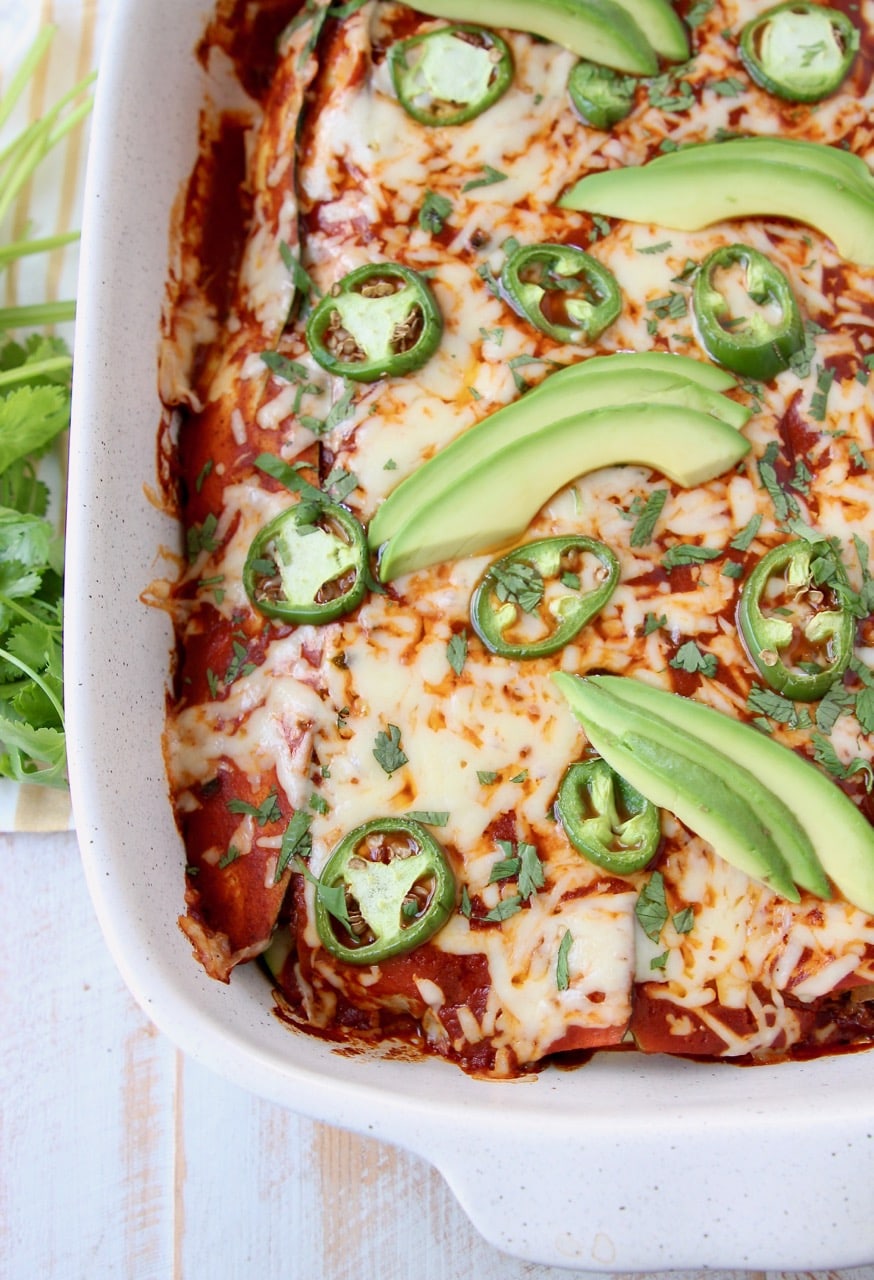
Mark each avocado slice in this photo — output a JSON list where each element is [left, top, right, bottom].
[[559, 155, 874, 265], [369, 359, 748, 545], [586, 675, 874, 911], [552, 673, 800, 900], [583, 676, 830, 897], [610, 0, 689, 60], [376, 402, 749, 579], [644, 137, 874, 203], [403, 0, 658, 74], [527, 350, 737, 394]]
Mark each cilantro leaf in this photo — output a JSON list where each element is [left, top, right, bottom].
[[447, 630, 467, 676], [669, 640, 717, 677], [556, 929, 573, 991], [490, 560, 543, 612], [462, 164, 507, 192], [635, 871, 669, 942], [629, 488, 668, 547], [373, 723, 408, 775], [418, 190, 453, 235], [662, 544, 721, 571]]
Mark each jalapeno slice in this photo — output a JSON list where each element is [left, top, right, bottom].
[[737, 539, 855, 701], [568, 60, 636, 130], [692, 244, 804, 381], [739, 2, 859, 103], [556, 758, 660, 874], [388, 24, 513, 127], [314, 818, 456, 965], [243, 500, 368, 624], [501, 243, 622, 345], [306, 263, 442, 382], [471, 536, 619, 660]]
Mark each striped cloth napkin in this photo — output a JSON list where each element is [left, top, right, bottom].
[[0, 0, 114, 830]]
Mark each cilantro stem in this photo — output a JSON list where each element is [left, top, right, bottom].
[[0, 230, 80, 265], [0, 71, 96, 224], [0, 27, 54, 134], [0, 647, 64, 726], [0, 355, 72, 389], [0, 301, 76, 329], [0, 593, 62, 633]]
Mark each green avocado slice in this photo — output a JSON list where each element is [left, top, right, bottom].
[[527, 350, 738, 394], [403, 0, 658, 74], [583, 676, 830, 897], [376, 402, 749, 579], [369, 358, 747, 546], [552, 673, 800, 900], [610, 0, 689, 59], [559, 155, 874, 265], [587, 675, 874, 911], [642, 137, 874, 202]]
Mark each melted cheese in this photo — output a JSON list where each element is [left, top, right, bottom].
[[163, 0, 874, 1072]]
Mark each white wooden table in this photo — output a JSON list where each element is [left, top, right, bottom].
[[3, 826, 874, 1280]]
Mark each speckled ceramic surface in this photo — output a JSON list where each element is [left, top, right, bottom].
[[64, 0, 874, 1269]]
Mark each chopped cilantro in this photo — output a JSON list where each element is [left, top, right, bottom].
[[686, 0, 714, 25], [849, 441, 868, 470], [556, 929, 573, 991], [855, 686, 874, 734], [491, 559, 544, 613], [669, 640, 718, 677], [228, 789, 282, 826], [629, 488, 668, 547], [746, 684, 803, 728], [275, 811, 314, 881], [662, 544, 721, 571], [405, 810, 449, 826], [635, 870, 668, 942], [672, 906, 694, 934], [324, 464, 358, 504], [788, 320, 824, 379], [186, 513, 219, 562], [447, 630, 468, 676], [482, 895, 523, 922], [647, 73, 696, 113], [373, 723, 408, 775], [462, 164, 507, 192], [812, 732, 874, 791], [809, 365, 835, 421], [418, 189, 453, 235], [643, 612, 667, 635], [729, 513, 762, 552], [224, 639, 256, 686], [517, 841, 545, 900], [646, 291, 688, 321], [757, 441, 797, 523], [815, 683, 855, 733], [709, 76, 746, 96]]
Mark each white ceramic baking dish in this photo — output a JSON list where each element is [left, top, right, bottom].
[[65, 0, 874, 1269]]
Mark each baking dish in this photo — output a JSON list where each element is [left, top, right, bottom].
[[65, 0, 874, 1268]]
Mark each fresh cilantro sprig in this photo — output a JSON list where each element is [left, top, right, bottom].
[[0, 31, 95, 787]]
